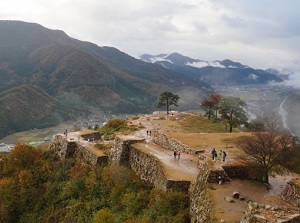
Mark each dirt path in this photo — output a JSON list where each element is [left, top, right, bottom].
[[208, 175, 296, 222], [135, 142, 199, 181], [132, 115, 199, 181]]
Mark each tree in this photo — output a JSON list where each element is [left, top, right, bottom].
[[237, 116, 295, 183], [210, 93, 222, 119], [157, 92, 180, 115], [201, 99, 214, 119], [219, 96, 248, 132], [201, 93, 222, 119], [3, 143, 40, 175], [93, 208, 115, 223]]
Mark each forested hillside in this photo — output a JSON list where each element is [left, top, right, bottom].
[[0, 144, 190, 223], [0, 20, 212, 138]]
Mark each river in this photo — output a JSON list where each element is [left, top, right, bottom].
[[279, 99, 293, 134]]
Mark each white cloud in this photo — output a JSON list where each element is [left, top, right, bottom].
[[186, 61, 225, 68], [0, 0, 299, 85]]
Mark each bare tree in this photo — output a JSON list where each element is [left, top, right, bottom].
[[201, 93, 222, 120], [210, 93, 222, 119], [201, 99, 215, 119], [237, 116, 295, 183]]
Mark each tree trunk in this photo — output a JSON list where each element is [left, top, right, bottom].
[[229, 112, 233, 132], [262, 172, 269, 184], [166, 101, 169, 115]]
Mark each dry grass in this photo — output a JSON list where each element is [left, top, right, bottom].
[[151, 112, 251, 157]]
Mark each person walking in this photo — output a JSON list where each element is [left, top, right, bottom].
[[211, 148, 216, 160], [174, 150, 177, 159], [222, 151, 227, 162], [219, 150, 223, 161], [177, 151, 181, 159]]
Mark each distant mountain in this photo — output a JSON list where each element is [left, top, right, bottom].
[[140, 53, 283, 86], [0, 20, 213, 138]]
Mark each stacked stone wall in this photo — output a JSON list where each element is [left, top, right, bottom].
[[222, 164, 265, 181], [129, 146, 168, 190], [207, 169, 231, 183], [75, 144, 108, 165], [80, 131, 101, 141], [153, 130, 196, 154], [49, 135, 108, 165], [189, 159, 212, 223], [110, 137, 145, 166], [49, 135, 74, 158]]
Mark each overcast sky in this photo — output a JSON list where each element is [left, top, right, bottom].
[[1, 0, 300, 77]]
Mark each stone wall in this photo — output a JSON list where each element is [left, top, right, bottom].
[[281, 179, 300, 207], [129, 145, 168, 190], [80, 131, 101, 141], [49, 135, 108, 165], [207, 169, 231, 183], [110, 136, 145, 166], [222, 164, 265, 181], [49, 135, 76, 158], [153, 130, 196, 154], [189, 158, 212, 223], [111, 136, 192, 192], [75, 143, 108, 165]]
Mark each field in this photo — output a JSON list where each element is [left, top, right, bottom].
[[0, 122, 74, 144]]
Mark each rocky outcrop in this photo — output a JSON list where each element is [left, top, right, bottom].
[[281, 178, 300, 207]]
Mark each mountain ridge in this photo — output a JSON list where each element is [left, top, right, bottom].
[[140, 53, 283, 85], [0, 20, 212, 138]]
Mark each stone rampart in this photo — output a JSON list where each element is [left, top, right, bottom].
[[110, 136, 145, 166], [189, 158, 212, 223], [111, 136, 192, 191], [281, 178, 300, 207], [153, 130, 196, 154], [49, 135, 108, 165], [129, 144, 168, 190], [80, 131, 101, 141], [75, 143, 108, 165], [222, 164, 265, 181]]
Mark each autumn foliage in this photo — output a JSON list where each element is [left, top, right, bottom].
[[0, 144, 190, 223]]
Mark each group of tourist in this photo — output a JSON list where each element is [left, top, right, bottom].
[[63, 129, 68, 137], [211, 148, 227, 161]]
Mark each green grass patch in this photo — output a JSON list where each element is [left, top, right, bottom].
[[179, 115, 226, 133]]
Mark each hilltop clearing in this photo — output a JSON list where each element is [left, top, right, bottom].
[[126, 111, 299, 222]]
